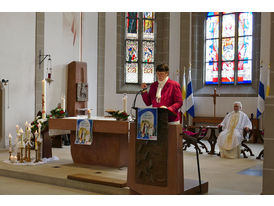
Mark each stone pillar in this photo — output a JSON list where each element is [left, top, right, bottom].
[[262, 12, 274, 195], [35, 12, 45, 115], [97, 12, 105, 116]]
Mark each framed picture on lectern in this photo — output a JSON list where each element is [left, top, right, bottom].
[[137, 108, 158, 140]]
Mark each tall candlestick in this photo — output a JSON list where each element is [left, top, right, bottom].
[[38, 123, 41, 140], [42, 79, 46, 120], [34, 131, 38, 150]]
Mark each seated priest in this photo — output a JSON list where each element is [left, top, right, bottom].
[[217, 101, 252, 159], [140, 63, 183, 124]]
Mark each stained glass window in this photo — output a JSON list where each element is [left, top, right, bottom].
[[126, 12, 138, 39], [142, 64, 154, 83], [206, 16, 219, 39], [126, 40, 138, 62], [222, 62, 234, 84], [205, 12, 253, 85], [126, 63, 138, 83], [142, 41, 154, 63], [125, 12, 155, 84], [222, 38, 235, 61], [222, 14, 235, 37]]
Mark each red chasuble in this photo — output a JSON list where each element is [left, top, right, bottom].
[[141, 78, 183, 122]]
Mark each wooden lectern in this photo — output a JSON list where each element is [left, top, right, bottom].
[[127, 108, 184, 194]]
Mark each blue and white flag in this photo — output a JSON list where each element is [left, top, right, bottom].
[[257, 65, 270, 118], [186, 68, 195, 117]]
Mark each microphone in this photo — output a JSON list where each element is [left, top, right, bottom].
[[132, 87, 149, 110]]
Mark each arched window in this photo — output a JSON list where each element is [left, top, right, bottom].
[[205, 12, 253, 85], [125, 12, 156, 84]]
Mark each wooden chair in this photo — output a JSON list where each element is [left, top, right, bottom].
[[256, 130, 264, 160], [241, 129, 255, 158], [182, 126, 209, 154]]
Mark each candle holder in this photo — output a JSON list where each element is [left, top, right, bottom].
[[37, 142, 42, 162], [24, 144, 28, 160], [9, 151, 12, 160], [17, 152, 20, 161], [26, 145, 31, 162], [20, 147, 24, 163], [35, 149, 38, 163]]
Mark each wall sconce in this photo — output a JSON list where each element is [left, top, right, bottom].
[[1, 79, 10, 109], [39, 50, 54, 84], [1, 79, 9, 86]]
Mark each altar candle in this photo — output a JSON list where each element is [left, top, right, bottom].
[[27, 126, 31, 142], [24, 121, 28, 139], [42, 79, 46, 120], [122, 93, 127, 113], [9, 134, 12, 152], [19, 128, 24, 146], [61, 96, 66, 112]]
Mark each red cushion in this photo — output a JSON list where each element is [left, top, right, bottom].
[[182, 128, 197, 136]]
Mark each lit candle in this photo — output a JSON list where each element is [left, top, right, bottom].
[[16, 125, 19, 134], [88, 109, 91, 119], [61, 96, 66, 112], [42, 79, 46, 120], [34, 131, 38, 150], [24, 121, 28, 140], [28, 123, 31, 142], [9, 134, 12, 153], [19, 128, 24, 147], [122, 93, 127, 113]]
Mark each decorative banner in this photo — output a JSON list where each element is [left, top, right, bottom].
[[75, 119, 93, 145], [137, 108, 158, 140]]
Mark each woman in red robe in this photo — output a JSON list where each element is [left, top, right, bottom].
[[141, 64, 183, 123]]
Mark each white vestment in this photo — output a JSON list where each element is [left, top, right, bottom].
[[217, 111, 252, 158]]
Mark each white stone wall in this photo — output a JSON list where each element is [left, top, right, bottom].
[[0, 13, 36, 147], [44, 12, 98, 116]]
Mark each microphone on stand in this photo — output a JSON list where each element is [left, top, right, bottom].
[[130, 86, 149, 119], [132, 87, 148, 109]]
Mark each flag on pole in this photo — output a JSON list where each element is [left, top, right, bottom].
[[266, 65, 270, 97], [181, 67, 187, 118], [257, 65, 270, 118], [186, 67, 195, 117]]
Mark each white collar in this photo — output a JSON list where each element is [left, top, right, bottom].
[[158, 76, 169, 86]]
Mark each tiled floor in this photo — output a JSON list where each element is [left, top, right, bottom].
[[0, 141, 264, 195]]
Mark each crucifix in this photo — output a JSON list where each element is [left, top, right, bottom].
[[210, 88, 220, 117]]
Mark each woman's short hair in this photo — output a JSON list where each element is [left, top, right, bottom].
[[156, 64, 169, 72]]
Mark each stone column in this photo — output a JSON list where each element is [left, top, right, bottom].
[[262, 12, 274, 195]]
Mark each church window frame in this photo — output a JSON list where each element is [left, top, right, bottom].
[[124, 12, 156, 85], [204, 12, 254, 86]]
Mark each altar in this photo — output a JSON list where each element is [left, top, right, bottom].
[[48, 117, 129, 168]]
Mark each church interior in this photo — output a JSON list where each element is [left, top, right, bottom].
[[0, 9, 274, 198]]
